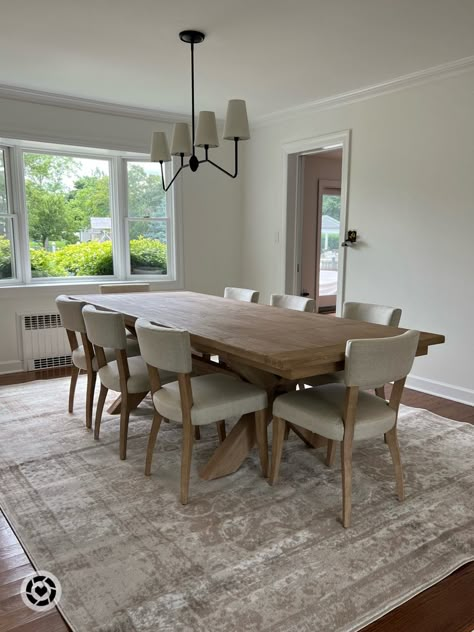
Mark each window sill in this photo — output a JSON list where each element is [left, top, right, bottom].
[[0, 278, 184, 299]]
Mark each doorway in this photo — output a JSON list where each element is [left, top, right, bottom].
[[283, 132, 350, 315]]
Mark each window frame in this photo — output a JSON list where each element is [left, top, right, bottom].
[[0, 137, 183, 289]]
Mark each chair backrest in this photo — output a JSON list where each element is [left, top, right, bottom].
[[224, 287, 259, 303], [82, 305, 127, 350], [135, 319, 192, 374], [343, 301, 402, 327], [270, 293, 315, 313], [344, 329, 419, 388], [56, 295, 87, 333], [99, 283, 151, 294], [342, 302, 402, 327]]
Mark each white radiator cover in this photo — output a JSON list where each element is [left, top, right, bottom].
[[17, 312, 72, 371]]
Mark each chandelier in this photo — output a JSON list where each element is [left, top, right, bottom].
[[150, 30, 250, 191]]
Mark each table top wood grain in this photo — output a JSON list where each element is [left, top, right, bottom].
[[70, 291, 445, 379]]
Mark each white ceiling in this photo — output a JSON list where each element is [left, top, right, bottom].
[[2, 0, 473, 120]]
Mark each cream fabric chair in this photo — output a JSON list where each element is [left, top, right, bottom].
[[270, 293, 315, 313], [82, 306, 174, 460], [270, 329, 419, 528], [56, 296, 140, 429], [224, 287, 259, 303], [135, 318, 269, 504], [305, 301, 402, 393], [99, 283, 151, 294]]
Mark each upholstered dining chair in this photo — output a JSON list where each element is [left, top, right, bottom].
[[305, 301, 402, 396], [99, 283, 151, 294], [135, 318, 269, 504], [82, 305, 173, 460], [224, 287, 260, 303], [270, 329, 419, 528], [270, 293, 316, 313], [56, 295, 140, 430]]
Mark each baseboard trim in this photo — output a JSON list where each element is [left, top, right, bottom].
[[406, 375, 474, 407], [0, 361, 24, 375]]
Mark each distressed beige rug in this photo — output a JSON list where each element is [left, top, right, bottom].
[[0, 377, 473, 632]]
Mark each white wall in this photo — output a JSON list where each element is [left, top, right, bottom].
[[242, 70, 474, 403], [0, 97, 242, 372]]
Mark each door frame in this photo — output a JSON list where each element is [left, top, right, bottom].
[[282, 130, 351, 316]]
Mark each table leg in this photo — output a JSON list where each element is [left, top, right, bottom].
[[199, 413, 256, 480], [107, 392, 148, 415], [288, 423, 327, 449]]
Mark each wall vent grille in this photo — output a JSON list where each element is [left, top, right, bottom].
[[24, 313, 62, 330], [32, 355, 72, 370]]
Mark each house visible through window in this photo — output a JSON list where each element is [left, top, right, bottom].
[[0, 139, 179, 286]]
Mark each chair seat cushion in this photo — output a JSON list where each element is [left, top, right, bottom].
[[98, 357, 174, 394], [153, 373, 268, 425], [72, 337, 141, 372], [273, 384, 396, 441]]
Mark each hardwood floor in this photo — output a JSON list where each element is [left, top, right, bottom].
[[0, 375, 472, 631]]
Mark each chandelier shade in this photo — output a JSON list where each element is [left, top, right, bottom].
[[150, 30, 249, 191], [223, 100, 250, 141], [150, 132, 171, 163], [195, 111, 219, 148], [171, 123, 192, 156]]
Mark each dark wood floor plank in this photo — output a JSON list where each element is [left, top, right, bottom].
[[6, 611, 69, 632], [361, 563, 474, 632]]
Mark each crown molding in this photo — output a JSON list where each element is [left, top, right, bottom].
[[0, 83, 191, 124], [254, 55, 474, 128]]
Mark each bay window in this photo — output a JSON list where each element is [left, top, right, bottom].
[[0, 139, 180, 287]]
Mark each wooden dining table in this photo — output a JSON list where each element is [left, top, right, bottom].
[[71, 290, 445, 480]]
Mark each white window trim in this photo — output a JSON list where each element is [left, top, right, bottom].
[[0, 137, 184, 292]]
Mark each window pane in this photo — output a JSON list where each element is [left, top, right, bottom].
[[23, 153, 113, 277], [129, 220, 168, 275], [127, 162, 166, 218], [0, 217, 14, 279], [0, 151, 8, 213]]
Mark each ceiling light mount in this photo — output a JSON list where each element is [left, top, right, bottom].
[[179, 30, 205, 45], [151, 30, 250, 191]]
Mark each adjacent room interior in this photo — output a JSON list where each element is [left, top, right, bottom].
[[0, 2, 472, 631]]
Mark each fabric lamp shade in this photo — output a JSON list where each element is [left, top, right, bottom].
[[223, 100, 250, 140], [150, 132, 171, 162], [195, 111, 219, 148], [171, 123, 192, 156]]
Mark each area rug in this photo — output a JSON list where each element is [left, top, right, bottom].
[[0, 377, 472, 632]]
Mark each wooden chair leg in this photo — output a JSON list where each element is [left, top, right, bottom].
[[385, 426, 405, 501], [255, 409, 269, 477], [68, 365, 80, 413], [145, 412, 163, 476], [94, 384, 108, 440], [283, 423, 290, 441], [375, 385, 386, 399], [85, 370, 97, 429], [341, 436, 354, 528], [326, 439, 336, 467], [180, 421, 194, 505], [269, 416, 286, 485], [216, 420, 226, 443], [194, 426, 201, 440], [119, 401, 131, 461]]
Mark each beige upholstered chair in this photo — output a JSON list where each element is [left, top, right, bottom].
[[305, 301, 403, 394], [135, 318, 269, 504], [270, 330, 419, 528], [56, 296, 140, 429], [224, 287, 259, 303], [82, 306, 173, 460], [99, 283, 151, 294], [270, 293, 316, 313]]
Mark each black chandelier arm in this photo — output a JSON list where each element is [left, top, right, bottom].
[[204, 138, 240, 179], [160, 159, 190, 192]]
